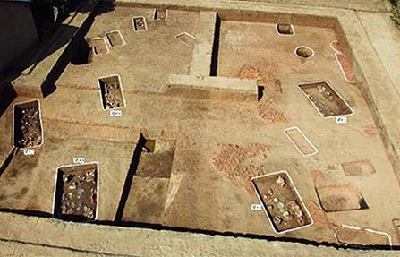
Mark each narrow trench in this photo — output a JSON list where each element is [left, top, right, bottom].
[[114, 133, 146, 222], [209, 15, 221, 77]]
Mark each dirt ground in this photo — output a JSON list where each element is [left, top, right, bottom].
[[1, 3, 400, 254]]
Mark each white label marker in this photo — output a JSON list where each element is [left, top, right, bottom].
[[23, 149, 35, 156], [73, 157, 85, 164], [336, 116, 348, 124], [110, 110, 122, 117], [250, 204, 263, 211]]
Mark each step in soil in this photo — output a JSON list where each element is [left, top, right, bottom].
[[336, 226, 391, 247], [98, 75, 125, 110], [298, 81, 353, 118], [252, 171, 312, 233], [136, 139, 176, 178], [13, 100, 43, 148], [54, 163, 98, 221]]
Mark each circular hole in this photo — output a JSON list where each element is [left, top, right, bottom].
[[295, 47, 314, 59]]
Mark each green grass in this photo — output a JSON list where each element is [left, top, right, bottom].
[[391, 0, 400, 27]]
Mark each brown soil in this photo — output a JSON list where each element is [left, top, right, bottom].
[[136, 139, 176, 178], [98, 75, 125, 109], [252, 172, 312, 233], [212, 143, 269, 193], [13, 100, 43, 148], [55, 163, 98, 221], [299, 81, 353, 117], [341, 159, 376, 176]]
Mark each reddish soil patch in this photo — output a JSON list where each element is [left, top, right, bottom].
[[330, 40, 357, 82], [330, 40, 344, 54], [336, 53, 357, 83], [238, 64, 281, 93], [258, 98, 288, 123], [212, 143, 269, 193], [361, 123, 378, 137], [238, 64, 287, 123]]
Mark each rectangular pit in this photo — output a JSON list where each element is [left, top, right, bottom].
[[132, 16, 148, 31], [13, 100, 43, 149], [341, 160, 376, 176], [87, 37, 109, 56], [105, 30, 126, 47], [98, 74, 126, 110], [276, 23, 294, 35], [298, 81, 354, 118], [154, 8, 167, 20], [316, 183, 368, 212], [284, 126, 317, 157], [252, 171, 313, 234], [53, 162, 98, 221]]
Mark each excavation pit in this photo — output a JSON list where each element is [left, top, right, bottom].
[[105, 30, 126, 47], [98, 74, 126, 110], [252, 171, 313, 234], [295, 46, 314, 59], [154, 8, 167, 20], [316, 183, 368, 212], [298, 81, 353, 118], [276, 23, 294, 35], [53, 163, 98, 221], [13, 100, 43, 149], [87, 37, 109, 56], [132, 16, 148, 31]]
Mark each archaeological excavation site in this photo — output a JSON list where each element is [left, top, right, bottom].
[[1, 0, 400, 254]]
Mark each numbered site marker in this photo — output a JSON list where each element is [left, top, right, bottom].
[[23, 148, 35, 156], [110, 110, 122, 117], [250, 203, 263, 211], [336, 116, 348, 124], [73, 157, 85, 164]]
